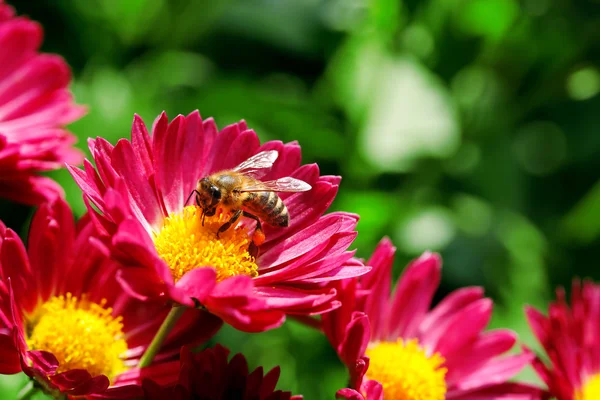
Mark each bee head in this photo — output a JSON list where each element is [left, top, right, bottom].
[[196, 178, 221, 217]]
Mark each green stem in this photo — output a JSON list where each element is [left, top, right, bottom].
[[17, 380, 38, 400], [138, 306, 186, 368]]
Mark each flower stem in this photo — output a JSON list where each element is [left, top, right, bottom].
[[17, 380, 38, 400], [138, 305, 186, 368]]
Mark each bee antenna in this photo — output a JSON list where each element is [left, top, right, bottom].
[[185, 190, 200, 207]]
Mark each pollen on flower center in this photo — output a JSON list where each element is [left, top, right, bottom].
[[365, 339, 447, 400], [576, 373, 600, 400], [153, 205, 259, 283], [26, 293, 128, 381]]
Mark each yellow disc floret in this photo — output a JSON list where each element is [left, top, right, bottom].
[[365, 339, 447, 400], [153, 206, 259, 283], [576, 373, 600, 400], [26, 293, 128, 381]]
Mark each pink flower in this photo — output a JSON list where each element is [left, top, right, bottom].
[[0, 198, 222, 398], [0, 1, 86, 205], [526, 280, 600, 400], [142, 344, 302, 400], [68, 111, 369, 333], [323, 238, 548, 400]]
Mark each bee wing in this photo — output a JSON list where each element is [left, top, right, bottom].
[[233, 150, 279, 175], [238, 177, 312, 193]]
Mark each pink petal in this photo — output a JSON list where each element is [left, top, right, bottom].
[[0, 19, 42, 79], [220, 129, 260, 173], [203, 121, 244, 173], [0, 175, 64, 205], [361, 380, 384, 400], [420, 286, 484, 346], [432, 298, 493, 356], [179, 111, 208, 201], [153, 114, 187, 214], [197, 117, 218, 176], [130, 114, 154, 177], [0, 55, 70, 120], [256, 140, 302, 181], [322, 279, 360, 350], [203, 276, 285, 332], [450, 351, 534, 392], [176, 267, 217, 303], [336, 389, 365, 400], [524, 306, 549, 348], [362, 238, 395, 340], [1, 229, 32, 310], [384, 252, 441, 340], [27, 198, 74, 304], [447, 382, 549, 400], [339, 312, 370, 369], [255, 286, 337, 313], [298, 262, 371, 284], [445, 329, 517, 385], [258, 213, 357, 269], [67, 161, 106, 211], [112, 138, 164, 229]]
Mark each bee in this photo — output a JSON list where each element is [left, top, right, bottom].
[[187, 150, 312, 248]]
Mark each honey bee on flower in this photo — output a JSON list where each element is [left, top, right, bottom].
[[190, 150, 312, 250]]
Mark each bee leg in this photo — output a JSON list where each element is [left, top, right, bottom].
[[216, 210, 242, 239], [248, 242, 259, 258], [242, 211, 265, 246], [195, 195, 206, 226]]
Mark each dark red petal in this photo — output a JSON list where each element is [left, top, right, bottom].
[[68, 375, 110, 396], [49, 369, 92, 391], [0, 333, 20, 374], [260, 366, 280, 398], [26, 350, 58, 375]]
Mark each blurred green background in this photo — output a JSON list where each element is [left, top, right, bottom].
[[3, 0, 600, 398]]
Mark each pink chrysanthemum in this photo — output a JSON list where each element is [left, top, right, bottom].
[[0, 198, 222, 398], [525, 280, 600, 400], [0, 1, 86, 204], [68, 111, 368, 332], [323, 238, 548, 400], [142, 344, 302, 400]]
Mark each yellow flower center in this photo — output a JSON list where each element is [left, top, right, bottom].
[[365, 339, 447, 400], [576, 373, 600, 400], [26, 293, 128, 381], [153, 206, 259, 283]]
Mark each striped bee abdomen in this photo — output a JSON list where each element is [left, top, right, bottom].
[[244, 191, 289, 227]]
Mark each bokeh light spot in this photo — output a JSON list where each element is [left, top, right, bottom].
[[567, 66, 600, 101], [396, 207, 456, 254]]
